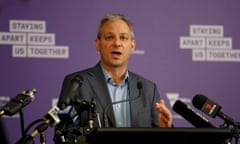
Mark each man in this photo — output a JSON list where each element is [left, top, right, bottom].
[[54, 13, 172, 143]]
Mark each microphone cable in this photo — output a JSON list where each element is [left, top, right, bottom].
[[103, 81, 142, 127]]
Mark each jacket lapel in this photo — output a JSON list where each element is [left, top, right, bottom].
[[128, 73, 141, 126], [86, 63, 116, 127]]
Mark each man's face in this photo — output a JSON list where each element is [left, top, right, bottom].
[[95, 19, 136, 68]]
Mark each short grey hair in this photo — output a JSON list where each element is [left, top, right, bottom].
[[97, 14, 135, 40]]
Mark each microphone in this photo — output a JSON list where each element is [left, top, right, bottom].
[[0, 88, 36, 116], [31, 123, 48, 137], [192, 94, 238, 127], [103, 81, 143, 127], [54, 105, 89, 143], [58, 75, 83, 110], [54, 99, 95, 144], [173, 100, 215, 127], [16, 106, 60, 144], [73, 98, 91, 113], [16, 123, 49, 144], [42, 105, 61, 127]]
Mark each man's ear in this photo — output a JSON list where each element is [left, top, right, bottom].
[[95, 39, 100, 52], [131, 39, 136, 52]]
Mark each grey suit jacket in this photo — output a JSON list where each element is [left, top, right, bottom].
[[57, 62, 160, 128]]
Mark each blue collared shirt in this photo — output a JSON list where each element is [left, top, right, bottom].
[[101, 65, 131, 127]]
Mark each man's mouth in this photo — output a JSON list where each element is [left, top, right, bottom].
[[112, 51, 122, 55]]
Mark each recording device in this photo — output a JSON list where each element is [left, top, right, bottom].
[[58, 75, 83, 110], [0, 88, 36, 116], [103, 81, 143, 127], [192, 94, 238, 127], [173, 100, 215, 127]]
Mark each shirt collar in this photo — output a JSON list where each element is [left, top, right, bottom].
[[100, 64, 129, 86]]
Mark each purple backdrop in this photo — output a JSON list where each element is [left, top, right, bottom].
[[1, 0, 240, 143]]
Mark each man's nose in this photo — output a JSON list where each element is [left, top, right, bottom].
[[113, 38, 121, 47]]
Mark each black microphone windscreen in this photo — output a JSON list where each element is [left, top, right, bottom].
[[192, 94, 208, 110], [173, 100, 215, 128], [72, 75, 83, 85], [137, 81, 142, 89], [192, 94, 222, 118], [59, 75, 83, 110]]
